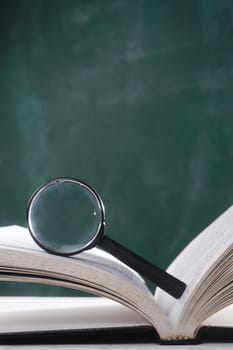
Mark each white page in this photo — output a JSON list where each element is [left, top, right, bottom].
[[0, 297, 150, 333], [0, 226, 172, 338], [156, 205, 233, 333], [203, 304, 233, 328], [0, 226, 147, 291]]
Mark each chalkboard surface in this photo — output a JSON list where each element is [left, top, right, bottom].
[[0, 0, 233, 296]]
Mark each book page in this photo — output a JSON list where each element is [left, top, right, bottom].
[[0, 225, 146, 292], [203, 304, 233, 328], [0, 226, 172, 338], [0, 296, 150, 333], [155, 205, 233, 333]]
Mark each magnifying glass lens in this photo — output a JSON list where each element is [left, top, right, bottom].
[[28, 180, 103, 255]]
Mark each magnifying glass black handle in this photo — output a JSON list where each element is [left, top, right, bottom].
[[100, 236, 186, 299]]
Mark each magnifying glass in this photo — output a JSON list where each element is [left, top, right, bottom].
[[26, 177, 186, 299]]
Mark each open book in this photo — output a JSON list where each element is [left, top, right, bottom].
[[2, 206, 233, 344]]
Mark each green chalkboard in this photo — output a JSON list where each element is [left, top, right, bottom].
[[0, 0, 233, 295]]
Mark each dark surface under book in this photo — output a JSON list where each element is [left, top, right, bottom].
[[2, 326, 233, 345], [0, 327, 157, 345]]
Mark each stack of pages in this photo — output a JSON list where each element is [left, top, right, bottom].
[[1, 206, 233, 343]]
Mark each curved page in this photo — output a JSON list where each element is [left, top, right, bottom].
[[0, 226, 172, 338], [156, 205, 233, 337]]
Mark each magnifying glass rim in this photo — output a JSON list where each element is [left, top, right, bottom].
[[26, 177, 106, 256]]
